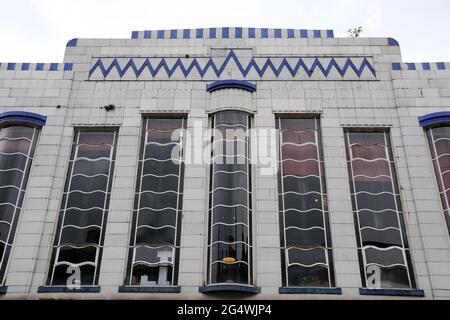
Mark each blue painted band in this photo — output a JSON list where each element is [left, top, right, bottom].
[[0, 111, 47, 127], [418, 112, 450, 127], [359, 288, 425, 297], [0, 286, 7, 294], [199, 285, 261, 294], [388, 38, 399, 46], [279, 287, 342, 295], [38, 286, 101, 293], [119, 286, 181, 293], [66, 38, 78, 47], [206, 80, 256, 93]]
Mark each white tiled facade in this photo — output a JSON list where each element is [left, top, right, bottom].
[[0, 27, 449, 300]]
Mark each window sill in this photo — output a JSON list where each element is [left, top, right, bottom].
[[359, 288, 425, 297], [0, 286, 7, 294], [37, 286, 101, 293], [119, 286, 181, 293], [199, 285, 261, 294], [279, 287, 342, 295]]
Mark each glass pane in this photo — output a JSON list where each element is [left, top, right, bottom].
[[52, 264, 95, 286], [131, 264, 174, 286], [287, 265, 329, 287]]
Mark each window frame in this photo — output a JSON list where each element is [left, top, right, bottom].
[[0, 124, 41, 286], [46, 127, 118, 287], [124, 115, 187, 287], [276, 115, 336, 288], [205, 110, 255, 287], [344, 128, 417, 289], [425, 125, 450, 235]]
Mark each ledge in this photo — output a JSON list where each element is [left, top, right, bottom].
[[418, 111, 450, 127], [279, 287, 342, 295], [359, 288, 425, 297], [199, 285, 261, 294], [37, 286, 101, 293], [119, 286, 181, 293], [0, 286, 7, 294], [206, 80, 256, 93]]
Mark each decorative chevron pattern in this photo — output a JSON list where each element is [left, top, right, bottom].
[[89, 50, 376, 80]]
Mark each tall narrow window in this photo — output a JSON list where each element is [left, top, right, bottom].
[[0, 125, 40, 285], [125, 117, 186, 286], [426, 126, 450, 234], [277, 116, 334, 288], [47, 129, 118, 286], [207, 111, 253, 286], [345, 130, 416, 289]]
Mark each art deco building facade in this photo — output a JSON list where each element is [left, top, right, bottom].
[[0, 27, 449, 299]]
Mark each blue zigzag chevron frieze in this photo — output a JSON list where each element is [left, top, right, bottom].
[[89, 50, 377, 81]]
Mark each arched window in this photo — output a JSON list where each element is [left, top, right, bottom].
[[207, 111, 253, 287], [419, 112, 450, 235], [0, 111, 46, 286]]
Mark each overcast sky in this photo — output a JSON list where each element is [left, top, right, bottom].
[[1, 0, 449, 63]]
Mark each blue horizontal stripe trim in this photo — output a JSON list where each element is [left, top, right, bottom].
[[119, 286, 181, 293], [199, 285, 261, 294], [144, 30, 151, 39], [274, 29, 282, 38], [235, 27, 242, 38], [0, 286, 7, 294], [49, 63, 58, 71], [38, 286, 101, 293], [0, 111, 47, 127], [206, 80, 256, 93], [279, 287, 342, 295], [359, 288, 425, 297], [261, 28, 269, 38], [209, 28, 216, 38], [287, 29, 294, 38], [64, 63, 73, 71], [248, 28, 255, 38], [418, 111, 450, 127], [392, 63, 402, 70]]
